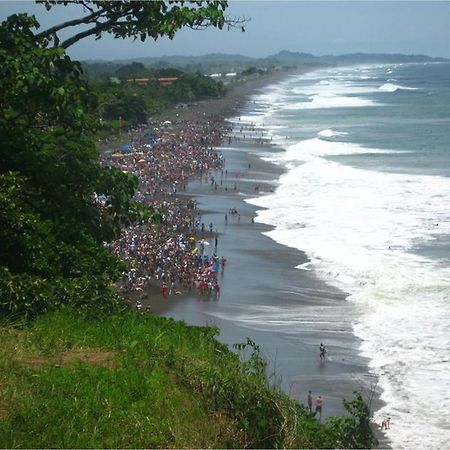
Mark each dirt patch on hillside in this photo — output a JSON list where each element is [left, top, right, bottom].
[[21, 348, 118, 369]]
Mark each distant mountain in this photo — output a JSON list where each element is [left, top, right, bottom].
[[83, 53, 262, 77], [82, 51, 449, 78], [85, 51, 449, 68], [267, 51, 317, 62], [268, 50, 449, 64], [112, 53, 257, 67]]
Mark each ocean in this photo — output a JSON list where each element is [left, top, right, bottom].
[[244, 62, 450, 449]]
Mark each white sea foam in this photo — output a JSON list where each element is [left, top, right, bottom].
[[379, 83, 419, 92], [206, 302, 354, 335], [282, 75, 382, 110], [285, 95, 377, 110], [247, 147, 450, 449], [293, 82, 380, 96], [317, 129, 349, 138], [279, 137, 408, 162], [242, 64, 450, 449]]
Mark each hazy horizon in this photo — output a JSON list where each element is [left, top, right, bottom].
[[81, 49, 448, 64], [1, 1, 450, 61]]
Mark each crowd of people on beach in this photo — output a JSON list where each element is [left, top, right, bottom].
[[102, 117, 228, 301], [101, 112, 384, 431]]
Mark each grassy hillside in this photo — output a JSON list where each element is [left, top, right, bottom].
[[0, 310, 376, 448]]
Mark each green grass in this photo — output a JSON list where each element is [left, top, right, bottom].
[[0, 310, 376, 448]]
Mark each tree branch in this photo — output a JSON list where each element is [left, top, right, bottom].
[[188, 15, 249, 31], [60, 19, 119, 49], [79, 0, 94, 14], [52, 31, 60, 47], [35, 8, 105, 41], [37, 2, 250, 50], [61, 15, 249, 49]]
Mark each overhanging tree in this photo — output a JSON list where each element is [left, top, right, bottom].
[[0, 1, 245, 318], [35, 0, 247, 49]]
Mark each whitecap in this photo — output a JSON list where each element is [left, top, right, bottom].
[[246, 153, 450, 450], [317, 129, 349, 139], [379, 83, 419, 92], [285, 95, 378, 110]]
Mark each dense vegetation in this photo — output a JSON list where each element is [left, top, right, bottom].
[[92, 63, 226, 128], [0, 2, 377, 448], [0, 5, 226, 319], [0, 13, 152, 320], [0, 309, 377, 448]]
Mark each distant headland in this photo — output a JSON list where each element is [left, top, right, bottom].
[[82, 50, 449, 79]]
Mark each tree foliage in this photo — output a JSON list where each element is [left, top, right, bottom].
[[324, 392, 378, 449], [89, 64, 226, 125], [0, 2, 235, 318], [35, 1, 246, 49]]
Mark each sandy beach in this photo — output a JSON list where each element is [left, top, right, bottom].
[[151, 147, 372, 417], [147, 73, 385, 422], [104, 69, 387, 447]]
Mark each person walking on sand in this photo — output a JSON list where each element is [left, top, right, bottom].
[[214, 282, 220, 299], [307, 390, 313, 414], [161, 282, 169, 298], [315, 395, 323, 422], [220, 256, 227, 273]]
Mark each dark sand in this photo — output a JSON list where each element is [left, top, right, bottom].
[[149, 72, 388, 445]]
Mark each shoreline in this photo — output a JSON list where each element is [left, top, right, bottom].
[[151, 125, 372, 416], [108, 68, 388, 445], [148, 71, 388, 434]]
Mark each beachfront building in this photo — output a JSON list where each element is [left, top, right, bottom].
[[126, 77, 151, 86], [158, 77, 179, 86]]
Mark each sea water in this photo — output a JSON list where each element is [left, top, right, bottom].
[[244, 62, 450, 449]]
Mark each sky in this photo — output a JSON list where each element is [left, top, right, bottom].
[[0, 1, 449, 61]]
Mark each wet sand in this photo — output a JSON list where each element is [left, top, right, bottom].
[[151, 136, 382, 422], [145, 72, 389, 445]]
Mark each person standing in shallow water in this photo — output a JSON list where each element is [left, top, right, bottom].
[[381, 416, 391, 430], [315, 395, 323, 422], [320, 343, 327, 361]]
